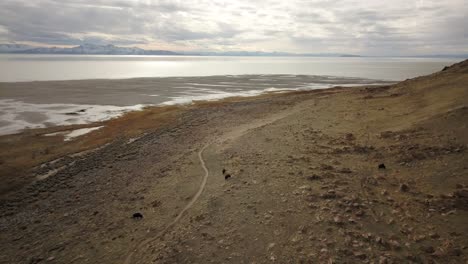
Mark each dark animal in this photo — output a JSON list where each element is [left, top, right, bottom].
[[378, 163, 386, 169], [400, 183, 409, 192], [224, 174, 231, 180], [222, 169, 226, 174], [132, 212, 143, 219]]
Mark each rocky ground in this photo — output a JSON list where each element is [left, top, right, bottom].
[[0, 60, 467, 263]]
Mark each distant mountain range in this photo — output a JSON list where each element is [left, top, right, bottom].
[[180, 51, 361, 57], [1, 43, 465, 58], [0, 43, 360, 57], [0, 44, 36, 53], [0, 43, 179, 55]]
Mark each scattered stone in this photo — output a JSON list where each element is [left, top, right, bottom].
[[321, 190, 339, 199], [354, 252, 366, 259], [345, 133, 355, 141], [333, 216, 344, 225], [380, 131, 394, 138], [338, 168, 352, 174], [378, 163, 386, 169], [433, 241, 462, 257], [361, 233, 373, 240], [307, 174, 321, 181], [132, 213, 143, 219], [378, 256, 388, 264], [443, 210, 457, 216], [389, 240, 401, 250], [290, 234, 302, 243], [406, 254, 421, 262], [453, 189, 468, 198], [29, 257, 44, 264], [320, 164, 334, 171], [267, 243, 276, 250], [451, 248, 462, 256], [422, 245, 435, 253], [375, 236, 384, 244], [298, 225, 307, 234], [355, 210, 365, 217]]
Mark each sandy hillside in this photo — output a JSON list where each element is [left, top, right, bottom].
[[0, 60, 467, 264]]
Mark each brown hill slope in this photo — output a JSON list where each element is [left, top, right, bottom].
[[0, 60, 467, 264]]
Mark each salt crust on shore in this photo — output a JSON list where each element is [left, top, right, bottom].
[[0, 82, 387, 136], [0, 99, 145, 136], [45, 126, 104, 141]]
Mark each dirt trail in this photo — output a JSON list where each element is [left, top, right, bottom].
[[124, 143, 211, 264], [124, 101, 307, 264]]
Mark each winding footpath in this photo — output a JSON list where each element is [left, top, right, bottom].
[[123, 143, 211, 264], [123, 104, 301, 263]]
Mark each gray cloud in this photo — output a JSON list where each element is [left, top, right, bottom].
[[0, 0, 467, 55]]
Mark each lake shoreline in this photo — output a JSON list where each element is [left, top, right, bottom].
[[0, 74, 394, 136]]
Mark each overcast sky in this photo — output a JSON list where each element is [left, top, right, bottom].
[[0, 0, 466, 55]]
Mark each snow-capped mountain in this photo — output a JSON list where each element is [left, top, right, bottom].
[[62, 44, 179, 55], [0, 43, 363, 57], [0, 44, 35, 53], [0, 43, 180, 55]]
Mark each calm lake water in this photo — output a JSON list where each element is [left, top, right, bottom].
[[0, 54, 463, 82]]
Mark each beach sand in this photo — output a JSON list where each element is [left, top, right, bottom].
[[0, 60, 467, 263]]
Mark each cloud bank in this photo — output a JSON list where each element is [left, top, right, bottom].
[[0, 0, 467, 55]]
